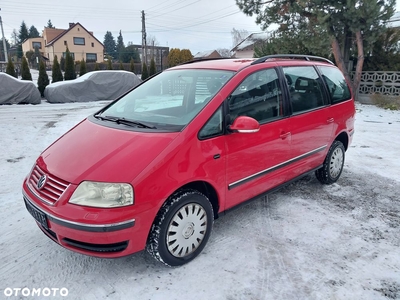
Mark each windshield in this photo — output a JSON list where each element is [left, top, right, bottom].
[[99, 69, 234, 131]]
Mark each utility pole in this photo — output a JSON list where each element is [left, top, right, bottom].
[[0, 8, 8, 63], [141, 10, 147, 66]]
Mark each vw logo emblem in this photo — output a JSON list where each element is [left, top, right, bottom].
[[37, 175, 47, 190]]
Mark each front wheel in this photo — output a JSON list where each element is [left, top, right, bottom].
[[147, 189, 214, 266], [315, 140, 345, 184]]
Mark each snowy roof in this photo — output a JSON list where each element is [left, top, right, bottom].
[[231, 32, 271, 52], [193, 50, 221, 59]]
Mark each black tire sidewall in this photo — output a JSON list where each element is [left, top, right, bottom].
[[156, 191, 213, 266], [327, 141, 345, 182]]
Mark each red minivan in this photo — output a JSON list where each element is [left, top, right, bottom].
[[23, 55, 355, 266]]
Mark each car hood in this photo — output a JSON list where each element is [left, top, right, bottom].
[[37, 118, 179, 184]]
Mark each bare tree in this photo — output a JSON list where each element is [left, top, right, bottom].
[[231, 28, 249, 48], [217, 48, 232, 58]]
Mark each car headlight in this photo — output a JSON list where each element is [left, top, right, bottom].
[[69, 181, 134, 208]]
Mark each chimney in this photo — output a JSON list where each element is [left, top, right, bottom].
[[69, 23, 75, 28]]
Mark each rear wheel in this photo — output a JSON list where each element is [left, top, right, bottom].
[[315, 140, 345, 184], [147, 189, 214, 266]]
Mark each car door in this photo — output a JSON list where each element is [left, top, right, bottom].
[[224, 68, 292, 210], [282, 66, 334, 178]]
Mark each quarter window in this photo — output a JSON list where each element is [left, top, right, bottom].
[[73, 37, 85, 45], [318, 66, 351, 104], [199, 106, 223, 139], [228, 68, 283, 123], [283, 66, 327, 113]]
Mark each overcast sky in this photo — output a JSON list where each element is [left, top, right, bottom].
[[1, 0, 263, 53], [2, 1, 400, 54]]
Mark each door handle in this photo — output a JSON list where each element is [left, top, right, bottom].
[[280, 132, 291, 139], [327, 118, 334, 123]]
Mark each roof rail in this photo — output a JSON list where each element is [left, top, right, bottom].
[[179, 57, 231, 66], [251, 54, 334, 65]]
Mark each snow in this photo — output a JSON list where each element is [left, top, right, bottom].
[[235, 32, 271, 51], [0, 102, 399, 299]]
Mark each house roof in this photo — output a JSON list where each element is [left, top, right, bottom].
[[45, 22, 104, 47], [231, 32, 271, 52], [194, 50, 220, 58]]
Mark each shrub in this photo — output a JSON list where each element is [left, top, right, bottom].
[[37, 60, 49, 97], [6, 57, 17, 78], [142, 62, 148, 80], [64, 48, 76, 80], [149, 58, 156, 76], [21, 56, 32, 80], [79, 59, 87, 77], [52, 55, 63, 83]]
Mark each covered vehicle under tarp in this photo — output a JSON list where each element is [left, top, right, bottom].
[[0, 73, 41, 105], [44, 70, 142, 103]]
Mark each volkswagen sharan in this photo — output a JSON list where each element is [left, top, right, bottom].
[[23, 55, 355, 266]]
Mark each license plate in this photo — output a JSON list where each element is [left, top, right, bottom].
[[24, 199, 49, 230]]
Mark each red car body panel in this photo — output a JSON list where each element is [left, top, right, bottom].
[[22, 57, 356, 259]]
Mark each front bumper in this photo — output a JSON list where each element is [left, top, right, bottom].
[[23, 189, 147, 258]]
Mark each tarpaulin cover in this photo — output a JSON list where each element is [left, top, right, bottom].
[[44, 70, 142, 103], [0, 73, 41, 105]]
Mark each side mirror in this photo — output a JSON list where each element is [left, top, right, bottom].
[[229, 116, 260, 133]]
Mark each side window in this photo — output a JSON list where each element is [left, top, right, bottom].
[[199, 106, 223, 139], [318, 66, 351, 104], [228, 68, 283, 124], [283, 66, 326, 114]]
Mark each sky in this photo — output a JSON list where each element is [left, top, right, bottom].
[[0, 0, 263, 54]]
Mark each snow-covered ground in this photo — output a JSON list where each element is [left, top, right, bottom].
[[0, 102, 399, 300]]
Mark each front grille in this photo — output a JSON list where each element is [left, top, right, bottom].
[[62, 238, 129, 253], [28, 165, 69, 205]]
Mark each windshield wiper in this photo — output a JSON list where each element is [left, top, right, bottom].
[[96, 115, 156, 129]]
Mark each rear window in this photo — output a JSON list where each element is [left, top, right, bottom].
[[318, 66, 351, 104]]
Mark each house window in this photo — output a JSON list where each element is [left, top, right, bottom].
[[73, 37, 85, 45], [63, 52, 75, 60], [91, 42, 94, 47], [64, 41, 67, 45], [32, 42, 42, 49], [86, 53, 97, 62]]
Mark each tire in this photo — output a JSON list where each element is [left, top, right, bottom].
[[315, 140, 345, 184], [147, 189, 214, 267]]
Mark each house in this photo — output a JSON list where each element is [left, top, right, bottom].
[[22, 22, 104, 64], [231, 32, 271, 58], [193, 50, 222, 60]]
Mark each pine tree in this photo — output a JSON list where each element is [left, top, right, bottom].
[[103, 31, 116, 59], [130, 58, 135, 73], [52, 55, 63, 83], [37, 60, 49, 97], [94, 62, 100, 71], [28, 26, 40, 38], [119, 61, 124, 70], [64, 48, 76, 80], [60, 56, 65, 72], [21, 56, 32, 80], [107, 59, 113, 70], [141, 62, 148, 80], [6, 57, 17, 78], [79, 59, 87, 76], [47, 19, 55, 28], [149, 58, 156, 76], [116, 30, 125, 61]]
